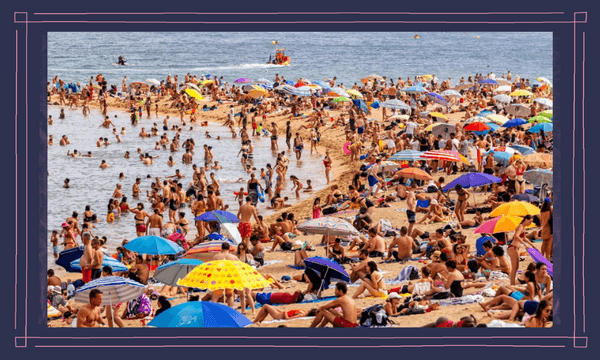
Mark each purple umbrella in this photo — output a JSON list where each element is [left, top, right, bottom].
[[425, 92, 448, 106], [234, 78, 251, 84], [442, 173, 502, 192], [527, 248, 553, 277], [303, 256, 350, 297]]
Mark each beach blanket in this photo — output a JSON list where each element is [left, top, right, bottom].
[[259, 260, 282, 267], [486, 319, 524, 328], [250, 296, 337, 309], [395, 265, 421, 283], [430, 294, 485, 307], [261, 316, 315, 325]]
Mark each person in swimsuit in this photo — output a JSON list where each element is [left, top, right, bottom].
[[458, 209, 483, 229], [452, 243, 469, 272], [119, 197, 130, 214], [253, 306, 316, 325], [351, 261, 387, 298], [490, 271, 541, 302], [177, 212, 189, 236], [83, 205, 97, 228], [130, 203, 149, 237], [309, 282, 357, 328], [60, 222, 77, 249], [447, 184, 470, 222], [507, 215, 537, 285], [514, 159, 527, 194], [433, 260, 464, 298], [323, 150, 332, 185]]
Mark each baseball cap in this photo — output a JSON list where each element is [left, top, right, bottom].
[[388, 292, 401, 300]]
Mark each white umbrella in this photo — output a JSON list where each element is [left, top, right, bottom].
[[146, 78, 160, 85], [297, 217, 360, 257], [74, 276, 146, 306], [185, 83, 201, 92], [533, 98, 553, 107], [493, 94, 511, 104], [441, 90, 462, 98], [495, 85, 512, 93]]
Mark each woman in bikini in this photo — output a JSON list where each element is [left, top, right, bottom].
[[60, 222, 77, 249], [534, 262, 552, 296], [452, 244, 469, 272], [130, 203, 150, 237], [323, 150, 332, 185], [437, 260, 465, 298], [448, 184, 470, 222], [119, 197, 130, 214], [507, 215, 537, 285], [289, 175, 303, 200], [525, 299, 552, 328], [167, 188, 179, 223], [514, 159, 527, 194], [253, 306, 316, 325], [236, 242, 257, 267], [83, 205, 98, 228], [491, 271, 541, 302], [177, 212, 189, 236], [352, 261, 387, 298], [325, 185, 343, 206], [539, 199, 553, 260]]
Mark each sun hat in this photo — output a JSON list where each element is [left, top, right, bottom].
[[61, 222, 69, 228], [431, 199, 438, 205], [388, 292, 401, 300]]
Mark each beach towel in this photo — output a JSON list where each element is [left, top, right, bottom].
[[250, 295, 336, 309], [416, 199, 429, 209], [260, 260, 283, 267], [395, 265, 421, 283], [486, 319, 524, 328], [430, 294, 485, 307]]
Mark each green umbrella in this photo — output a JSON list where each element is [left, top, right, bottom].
[[538, 110, 553, 118], [332, 96, 350, 102], [528, 115, 552, 123]]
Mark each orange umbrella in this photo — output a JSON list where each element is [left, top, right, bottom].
[[397, 168, 432, 181]]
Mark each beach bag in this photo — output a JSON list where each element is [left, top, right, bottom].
[[359, 304, 393, 327], [322, 206, 338, 215], [432, 291, 453, 300]]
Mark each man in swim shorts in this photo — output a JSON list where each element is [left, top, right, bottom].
[[309, 282, 357, 328], [80, 232, 94, 284], [237, 196, 261, 245]]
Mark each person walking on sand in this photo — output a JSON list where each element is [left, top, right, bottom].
[[309, 282, 357, 328], [237, 196, 261, 246], [293, 132, 304, 161]]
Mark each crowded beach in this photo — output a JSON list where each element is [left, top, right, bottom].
[[47, 69, 554, 328]]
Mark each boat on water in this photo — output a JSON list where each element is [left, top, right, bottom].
[[267, 48, 290, 66]]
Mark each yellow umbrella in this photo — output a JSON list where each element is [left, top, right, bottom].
[[346, 89, 363, 98], [422, 74, 433, 79], [490, 201, 541, 217], [185, 88, 205, 101], [474, 215, 535, 234], [177, 260, 273, 291], [509, 89, 533, 97], [198, 79, 215, 86], [428, 112, 448, 119], [248, 90, 265, 99], [424, 123, 435, 132]]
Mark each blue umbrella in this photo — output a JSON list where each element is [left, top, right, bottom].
[[381, 99, 410, 110], [70, 254, 128, 273], [472, 122, 500, 136], [426, 92, 448, 106], [476, 236, 497, 257], [477, 110, 494, 117], [502, 118, 528, 128], [511, 193, 540, 203], [401, 86, 428, 94], [148, 301, 252, 328], [303, 256, 350, 297], [442, 173, 502, 192], [153, 259, 203, 286], [207, 233, 234, 242], [389, 150, 424, 161], [478, 79, 499, 85], [313, 80, 330, 88], [195, 210, 239, 223], [285, 80, 294, 85], [352, 99, 368, 113], [124, 235, 184, 255], [490, 151, 513, 165], [370, 100, 381, 109], [529, 123, 553, 134], [74, 276, 146, 306], [55, 246, 85, 273], [509, 145, 535, 156]]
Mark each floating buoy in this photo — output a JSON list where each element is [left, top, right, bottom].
[[272, 41, 276, 45], [414, 35, 420, 39], [477, 36, 480, 39]]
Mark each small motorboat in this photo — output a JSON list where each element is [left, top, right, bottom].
[[267, 48, 290, 66]]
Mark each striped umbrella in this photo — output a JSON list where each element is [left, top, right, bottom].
[[493, 94, 512, 104], [291, 86, 313, 97], [486, 114, 509, 125], [529, 123, 553, 134], [381, 99, 410, 110], [389, 150, 424, 161], [153, 259, 203, 286], [420, 150, 460, 163], [74, 276, 146, 305], [523, 169, 553, 187], [426, 92, 449, 106], [490, 201, 541, 217]]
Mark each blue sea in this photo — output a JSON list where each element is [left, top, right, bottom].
[[46, 32, 552, 266]]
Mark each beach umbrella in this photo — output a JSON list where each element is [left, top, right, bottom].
[[55, 246, 85, 273], [442, 173, 502, 191], [493, 94, 511, 104], [426, 92, 449, 106], [489, 151, 513, 165], [198, 79, 214, 86], [533, 98, 553, 107], [381, 99, 410, 110], [479, 79, 499, 85], [397, 168, 432, 181], [124, 235, 184, 256], [509, 89, 533, 97], [258, 83, 273, 90], [490, 201, 541, 217], [328, 87, 349, 97], [528, 116, 552, 124], [153, 259, 203, 286], [476, 236, 497, 256], [464, 122, 491, 132], [254, 78, 270, 84], [367, 160, 402, 173], [332, 96, 350, 102], [495, 79, 512, 86], [463, 116, 489, 124], [388, 114, 409, 121], [529, 123, 553, 134], [441, 90, 461, 98], [346, 89, 363, 98], [509, 145, 535, 156], [431, 124, 456, 140], [401, 86, 428, 94], [313, 80, 330, 88], [526, 248, 553, 277], [184, 83, 201, 92], [428, 112, 448, 120], [296, 217, 360, 257], [177, 260, 273, 290], [70, 255, 128, 273], [370, 100, 381, 109], [185, 88, 205, 101], [195, 210, 239, 223], [234, 78, 251, 84], [303, 256, 351, 297], [538, 110, 553, 118], [523, 169, 553, 187], [420, 150, 460, 163], [502, 118, 528, 128], [147, 301, 252, 328], [453, 83, 474, 91], [292, 86, 314, 97], [474, 215, 532, 234], [521, 153, 553, 167], [506, 104, 531, 117], [486, 114, 509, 125], [352, 99, 368, 113], [488, 146, 519, 155], [536, 77, 552, 87], [220, 223, 243, 245], [74, 276, 146, 305], [186, 240, 237, 256], [495, 85, 512, 93], [248, 90, 266, 99], [389, 150, 424, 161], [512, 193, 540, 203], [146, 78, 161, 85], [285, 80, 295, 86], [206, 233, 235, 242]]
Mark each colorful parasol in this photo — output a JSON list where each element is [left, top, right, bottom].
[[177, 260, 273, 291]]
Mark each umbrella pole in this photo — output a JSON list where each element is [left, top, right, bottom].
[[326, 229, 329, 258], [316, 268, 329, 298]]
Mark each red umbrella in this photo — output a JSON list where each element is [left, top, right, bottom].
[[294, 82, 306, 88], [463, 122, 491, 132]]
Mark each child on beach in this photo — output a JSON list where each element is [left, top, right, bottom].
[[51, 230, 59, 259], [303, 179, 314, 192], [235, 188, 245, 207], [290, 175, 303, 200], [312, 198, 322, 219]]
